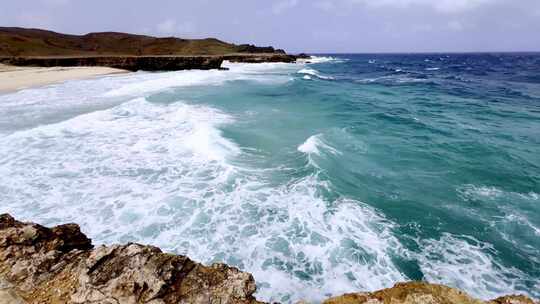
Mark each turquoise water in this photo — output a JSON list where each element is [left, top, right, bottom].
[[0, 54, 539, 302]]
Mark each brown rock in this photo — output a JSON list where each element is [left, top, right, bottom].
[[1, 214, 537, 304], [490, 295, 538, 304], [0, 214, 261, 304], [0, 56, 225, 72], [323, 282, 537, 304]]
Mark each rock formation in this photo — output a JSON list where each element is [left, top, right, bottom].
[[0, 27, 303, 71], [322, 282, 537, 304], [0, 56, 225, 72], [0, 214, 261, 304], [0, 214, 536, 304], [0, 27, 282, 57]]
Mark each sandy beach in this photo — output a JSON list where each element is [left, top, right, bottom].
[[0, 64, 127, 93]]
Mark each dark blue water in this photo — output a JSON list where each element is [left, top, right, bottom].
[[1, 53, 539, 302]]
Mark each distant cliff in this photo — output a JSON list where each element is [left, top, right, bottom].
[[0, 27, 285, 57], [0, 214, 536, 304], [0, 27, 302, 71], [0, 56, 225, 72]]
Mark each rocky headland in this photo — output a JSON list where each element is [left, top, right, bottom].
[[0, 214, 536, 304], [0, 27, 304, 71]]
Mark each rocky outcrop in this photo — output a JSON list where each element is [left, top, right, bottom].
[[0, 53, 304, 72], [323, 282, 537, 304], [0, 214, 536, 304], [0, 27, 287, 57], [223, 53, 298, 63], [235, 44, 286, 54], [0, 214, 261, 304], [0, 56, 224, 72], [0, 27, 302, 70]]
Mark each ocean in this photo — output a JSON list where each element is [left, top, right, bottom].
[[0, 53, 539, 302]]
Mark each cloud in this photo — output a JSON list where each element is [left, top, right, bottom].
[[447, 20, 466, 31], [41, 0, 70, 5], [314, 1, 337, 12], [156, 19, 196, 36], [338, 0, 495, 13], [272, 0, 299, 14], [156, 19, 176, 34], [16, 12, 54, 29]]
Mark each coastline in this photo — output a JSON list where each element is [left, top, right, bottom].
[[0, 214, 536, 304], [0, 64, 128, 94]]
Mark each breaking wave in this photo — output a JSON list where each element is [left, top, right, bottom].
[[298, 68, 334, 80]]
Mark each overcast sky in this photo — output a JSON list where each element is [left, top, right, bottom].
[[1, 0, 539, 53]]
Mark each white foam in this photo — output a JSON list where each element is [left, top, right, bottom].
[[426, 67, 441, 71], [297, 68, 334, 80], [458, 185, 504, 200], [105, 62, 296, 98], [308, 56, 345, 64], [411, 233, 536, 300], [355, 76, 429, 85], [457, 185, 540, 203], [0, 93, 406, 303], [298, 134, 341, 156]]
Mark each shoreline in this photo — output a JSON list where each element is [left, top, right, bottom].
[[0, 64, 128, 94], [0, 213, 536, 304]]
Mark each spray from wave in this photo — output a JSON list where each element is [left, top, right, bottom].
[[298, 68, 334, 80]]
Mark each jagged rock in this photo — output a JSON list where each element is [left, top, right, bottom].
[[223, 53, 297, 63], [0, 214, 537, 304], [295, 53, 311, 59], [0, 214, 261, 304], [0, 53, 302, 72], [322, 282, 537, 304], [0, 27, 300, 70], [236, 44, 284, 54], [0, 56, 225, 72]]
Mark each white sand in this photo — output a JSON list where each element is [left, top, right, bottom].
[[0, 64, 127, 93]]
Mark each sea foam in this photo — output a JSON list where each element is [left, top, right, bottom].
[[0, 67, 406, 303], [297, 68, 334, 80]]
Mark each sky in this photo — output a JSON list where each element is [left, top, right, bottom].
[[1, 0, 539, 53]]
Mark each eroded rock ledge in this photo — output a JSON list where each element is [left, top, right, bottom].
[[0, 214, 536, 304], [0, 56, 225, 72], [0, 53, 300, 72]]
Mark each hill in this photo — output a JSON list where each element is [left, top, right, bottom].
[[0, 27, 285, 57]]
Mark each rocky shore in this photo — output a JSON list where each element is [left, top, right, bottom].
[[0, 214, 536, 304], [0, 56, 224, 72], [0, 53, 301, 72], [0, 27, 302, 71]]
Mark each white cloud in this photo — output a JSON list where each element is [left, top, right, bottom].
[[314, 1, 337, 11], [340, 0, 495, 13], [272, 0, 299, 14], [411, 23, 434, 32], [447, 20, 466, 31], [41, 0, 70, 5], [156, 19, 196, 36], [16, 12, 54, 29], [157, 19, 177, 34]]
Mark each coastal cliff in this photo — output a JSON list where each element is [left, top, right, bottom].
[[0, 214, 536, 304], [0, 28, 302, 71], [0, 56, 224, 72]]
